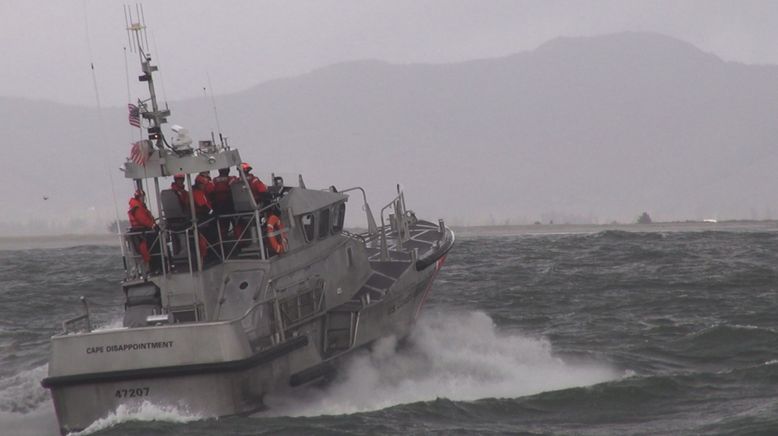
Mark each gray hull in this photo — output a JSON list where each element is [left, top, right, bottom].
[[44, 218, 452, 433]]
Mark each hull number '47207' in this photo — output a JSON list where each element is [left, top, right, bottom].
[[115, 387, 150, 398]]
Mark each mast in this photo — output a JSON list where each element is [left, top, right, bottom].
[[124, 6, 172, 280], [125, 5, 170, 151]]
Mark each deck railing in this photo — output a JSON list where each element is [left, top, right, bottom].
[[122, 200, 284, 281], [377, 186, 413, 261]]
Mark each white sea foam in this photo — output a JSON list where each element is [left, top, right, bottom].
[[0, 407, 60, 436], [69, 401, 203, 435], [1, 311, 620, 430], [0, 364, 50, 414], [0, 364, 60, 435], [92, 316, 126, 331], [265, 310, 619, 416]]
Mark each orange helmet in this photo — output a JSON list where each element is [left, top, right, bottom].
[[241, 162, 252, 173]]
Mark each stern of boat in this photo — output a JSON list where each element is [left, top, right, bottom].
[[42, 310, 314, 433]]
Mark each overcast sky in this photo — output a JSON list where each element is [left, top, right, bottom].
[[1, 0, 777, 107]]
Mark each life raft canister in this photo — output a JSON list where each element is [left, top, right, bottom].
[[266, 214, 288, 254]]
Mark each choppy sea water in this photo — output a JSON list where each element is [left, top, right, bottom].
[[2, 224, 778, 435]]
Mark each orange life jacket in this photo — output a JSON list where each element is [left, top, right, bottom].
[[128, 198, 155, 229]]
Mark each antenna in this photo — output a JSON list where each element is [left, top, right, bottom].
[[86, 3, 127, 270], [205, 72, 224, 146], [124, 4, 149, 55], [124, 7, 133, 52], [125, 5, 171, 151], [139, 4, 150, 53]]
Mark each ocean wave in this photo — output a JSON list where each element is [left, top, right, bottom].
[[0, 364, 50, 414], [69, 400, 203, 435], [683, 324, 778, 350], [590, 229, 667, 241], [264, 310, 619, 417]]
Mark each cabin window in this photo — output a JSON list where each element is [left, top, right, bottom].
[[318, 209, 330, 239], [332, 203, 346, 233], [301, 213, 315, 242]]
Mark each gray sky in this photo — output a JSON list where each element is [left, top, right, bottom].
[[1, 0, 777, 107]]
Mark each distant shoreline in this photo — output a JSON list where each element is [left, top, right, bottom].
[[2, 220, 777, 250], [0, 234, 119, 251], [451, 220, 778, 236]]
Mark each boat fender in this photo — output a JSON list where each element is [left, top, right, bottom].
[[266, 214, 288, 254]]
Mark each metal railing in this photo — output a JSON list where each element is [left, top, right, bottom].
[[337, 187, 378, 235], [62, 296, 92, 334], [122, 229, 164, 279], [122, 200, 287, 281], [336, 185, 416, 261], [236, 293, 284, 351], [377, 187, 413, 261]]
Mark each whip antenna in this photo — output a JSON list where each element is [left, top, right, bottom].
[[125, 4, 150, 56], [84, 0, 127, 266], [139, 4, 150, 53], [205, 72, 224, 145]]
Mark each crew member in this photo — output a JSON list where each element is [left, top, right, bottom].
[[170, 173, 209, 264], [232, 163, 268, 243], [211, 167, 237, 239], [192, 174, 213, 221], [211, 168, 236, 213], [127, 189, 158, 271], [192, 174, 213, 262], [170, 173, 189, 211], [236, 162, 267, 204], [198, 171, 215, 196]]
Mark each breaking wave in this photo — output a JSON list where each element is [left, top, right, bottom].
[[0, 364, 49, 415], [264, 310, 620, 416], [71, 401, 203, 435], [0, 363, 200, 435], [0, 364, 59, 436]]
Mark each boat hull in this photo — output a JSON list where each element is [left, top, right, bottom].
[[50, 371, 258, 433], [43, 322, 312, 433], [44, 255, 446, 434]]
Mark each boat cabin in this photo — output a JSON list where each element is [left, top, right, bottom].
[[121, 143, 349, 279]]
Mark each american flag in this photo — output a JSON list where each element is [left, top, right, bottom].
[[129, 140, 148, 165], [128, 103, 141, 128]]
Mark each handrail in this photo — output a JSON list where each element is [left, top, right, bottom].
[[122, 229, 163, 279], [122, 197, 291, 280], [141, 188, 282, 275], [378, 189, 406, 261], [234, 291, 283, 348], [341, 229, 366, 244], [337, 186, 378, 234]]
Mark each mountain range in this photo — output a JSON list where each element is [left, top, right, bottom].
[[3, 31, 778, 234]]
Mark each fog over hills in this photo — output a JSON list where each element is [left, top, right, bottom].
[[3, 31, 778, 234]]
